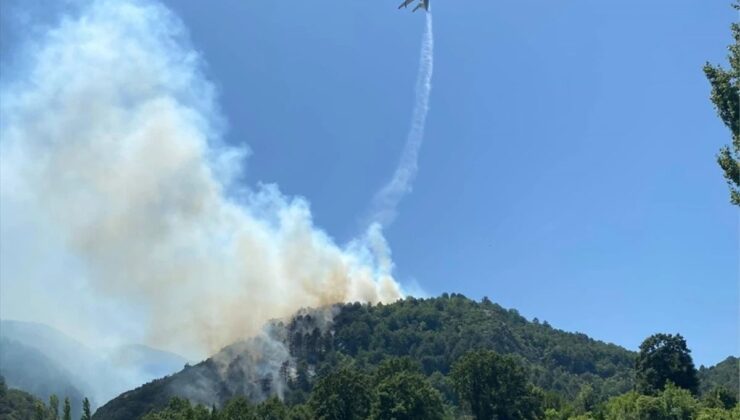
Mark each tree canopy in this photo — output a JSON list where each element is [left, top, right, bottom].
[[450, 350, 542, 419], [704, 0, 740, 205], [635, 333, 699, 395]]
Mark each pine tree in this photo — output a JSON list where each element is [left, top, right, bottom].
[[49, 395, 60, 420], [34, 401, 46, 420], [63, 397, 72, 420], [81, 397, 92, 420]]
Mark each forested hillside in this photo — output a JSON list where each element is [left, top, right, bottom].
[[0, 337, 85, 419], [699, 356, 740, 395], [0, 377, 45, 420], [92, 294, 739, 420]]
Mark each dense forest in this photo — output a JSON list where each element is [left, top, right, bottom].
[[23, 295, 726, 420]]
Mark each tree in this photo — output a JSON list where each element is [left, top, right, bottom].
[[602, 383, 698, 420], [218, 397, 256, 420], [635, 333, 699, 395], [63, 398, 71, 420], [308, 367, 372, 420], [372, 357, 422, 385], [702, 386, 739, 410], [142, 397, 214, 420], [450, 350, 542, 420], [35, 402, 47, 420], [573, 384, 597, 414], [81, 398, 92, 420], [49, 395, 60, 420], [255, 397, 289, 420], [287, 404, 314, 420], [369, 371, 445, 420], [704, 1, 740, 205]]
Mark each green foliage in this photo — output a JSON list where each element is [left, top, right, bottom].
[[573, 384, 598, 414], [286, 404, 313, 420], [702, 386, 739, 410], [704, 0, 740, 205], [695, 406, 740, 420], [141, 397, 212, 420], [81, 398, 92, 420], [599, 382, 740, 420], [96, 296, 638, 419], [255, 397, 289, 420], [698, 356, 739, 397], [369, 371, 445, 420], [635, 334, 698, 395], [0, 376, 48, 420], [308, 367, 372, 420], [63, 397, 71, 420], [371, 357, 422, 385], [50, 395, 60, 420], [450, 349, 542, 419], [322, 295, 635, 401], [219, 397, 256, 420], [96, 295, 738, 420]]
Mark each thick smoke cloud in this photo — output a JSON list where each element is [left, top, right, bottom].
[[0, 0, 401, 361]]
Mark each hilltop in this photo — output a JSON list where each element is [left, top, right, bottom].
[[95, 294, 639, 419]]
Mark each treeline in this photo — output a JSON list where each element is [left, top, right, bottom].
[[93, 295, 739, 419], [0, 377, 91, 420], [285, 295, 637, 403], [142, 335, 739, 419]]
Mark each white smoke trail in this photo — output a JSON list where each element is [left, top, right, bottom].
[[0, 0, 402, 369], [369, 12, 434, 227]]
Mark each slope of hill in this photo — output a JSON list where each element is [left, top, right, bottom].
[[0, 337, 85, 417], [0, 319, 188, 413], [95, 295, 638, 419], [107, 344, 190, 383], [699, 356, 739, 395], [0, 376, 45, 420]]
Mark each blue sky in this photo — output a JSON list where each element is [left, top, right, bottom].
[[157, 0, 737, 366], [1, 0, 735, 367]]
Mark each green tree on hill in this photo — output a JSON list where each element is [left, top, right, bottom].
[[635, 333, 699, 395], [219, 397, 256, 420], [703, 386, 739, 410], [35, 402, 46, 420], [450, 349, 542, 420], [309, 367, 372, 420], [63, 398, 71, 420], [603, 382, 699, 420], [369, 371, 445, 420], [255, 397, 289, 420], [81, 398, 92, 420], [49, 395, 60, 420]]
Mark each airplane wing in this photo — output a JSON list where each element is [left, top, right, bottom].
[[398, 0, 415, 9], [412, 0, 429, 12]]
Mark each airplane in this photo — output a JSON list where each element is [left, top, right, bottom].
[[398, 0, 429, 12]]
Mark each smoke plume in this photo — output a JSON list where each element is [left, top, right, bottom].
[[0, 0, 402, 363], [369, 12, 434, 227]]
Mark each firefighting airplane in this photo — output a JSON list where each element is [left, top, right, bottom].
[[398, 0, 429, 12]]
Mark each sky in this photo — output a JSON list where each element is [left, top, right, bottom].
[[1, 0, 737, 367]]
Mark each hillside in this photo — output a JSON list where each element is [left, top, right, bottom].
[[94, 295, 637, 419], [0, 319, 188, 416], [0, 377, 44, 420], [699, 356, 739, 395], [0, 337, 86, 418]]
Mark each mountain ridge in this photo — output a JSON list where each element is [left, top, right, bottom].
[[95, 295, 643, 419]]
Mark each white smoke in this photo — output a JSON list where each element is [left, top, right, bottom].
[[0, 0, 402, 367], [369, 12, 434, 227]]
